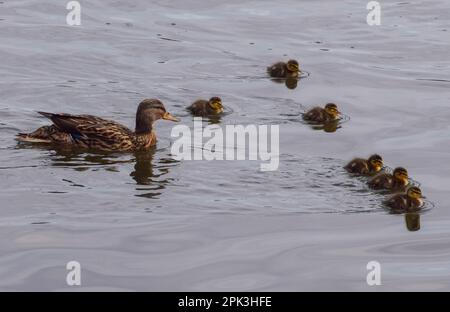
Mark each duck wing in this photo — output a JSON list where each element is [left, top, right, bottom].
[[38, 112, 134, 145]]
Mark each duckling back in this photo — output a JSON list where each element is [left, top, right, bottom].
[[344, 158, 370, 175], [188, 100, 211, 117]]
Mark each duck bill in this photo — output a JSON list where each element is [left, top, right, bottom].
[[163, 112, 179, 122], [373, 163, 383, 172]]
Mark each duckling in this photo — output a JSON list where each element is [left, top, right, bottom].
[[188, 97, 224, 117], [16, 99, 179, 151], [368, 167, 409, 191], [303, 103, 341, 123], [385, 186, 424, 212], [267, 59, 300, 78], [344, 154, 383, 176]]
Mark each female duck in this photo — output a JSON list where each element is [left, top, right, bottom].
[[17, 99, 178, 151], [303, 103, 340, 123], [368, 167, 409, 191], [188, 97, 224, 117], [385, 186, 424, 211], [344, 154, 383, 176], [267, 59, 300, 78]]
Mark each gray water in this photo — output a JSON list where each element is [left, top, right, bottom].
[[1, 0, 450, 291]]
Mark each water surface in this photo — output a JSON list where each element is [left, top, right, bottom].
[[0, 0, 450, 291]]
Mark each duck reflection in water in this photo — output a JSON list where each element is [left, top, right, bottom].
[[270, 77, 299, 90], [405, 213, 421, 232], [131, 149, 179, 199], [17, 143, 177, 198], [310, 120, 341, 133], [131, 149, 164, 185]]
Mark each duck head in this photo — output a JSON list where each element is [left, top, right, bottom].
[[208, 97, 224, 114], [393, 167, 409, 186], [407, 186, 423, 200], [135, 99, 178, 134], [368, 154, 383, 173], [324, 103, 341, 120], [286, 59, 300, 73]]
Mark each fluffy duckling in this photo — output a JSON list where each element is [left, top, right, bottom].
[[188, 97, 224, 117], [368, 167, 409, 192], [385, 186, 424, 212], [17, 99, 179, 151], [344, 154, 383, 176], [267, 59, 300, 78], [303, 103, 341, 123]]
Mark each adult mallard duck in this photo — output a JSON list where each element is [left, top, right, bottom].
[[303, 103, 341, 123], [344, 154, 383, 176], [385, 186, 423, 212], [16, 99, 179, 151], [267, 59, 300, 78], [368, 167, 409, 191], [187, 97, 224, 117]]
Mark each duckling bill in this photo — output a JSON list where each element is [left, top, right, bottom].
[[303, 103, 340, 123], [16, 99, 179, 151], [344, 154, 383, 176], [188, 97, 224, 117], [267, 59, 300, 78], [368, 167, 409, 192], [385, 186, 423, 212]]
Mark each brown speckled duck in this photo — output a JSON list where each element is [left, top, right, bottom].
[[303, 103, 340, 123], [187, 97, 223, 117], [368, 167, 409, 192], [344, 154, 383, 176], [385, 186, 423, 211], [267, 59, 300, 78], [16, 99, 178, 151]]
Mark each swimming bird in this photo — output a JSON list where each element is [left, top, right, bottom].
[[344, 154, 383, 176], [302, 103, 341, 123], [187, 97, 224, 117], [267, 59, 300, 78], [16, 99, 179, 151], [385, 186, 423, 212], [368, 167, 409, 191]]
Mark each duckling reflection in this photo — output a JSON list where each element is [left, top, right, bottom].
[[206, 114, 222, 125], [405, 213, 421, 232], [310, 119, 341, 133], [285, 78, 298, 89], [270, 77, 299, 89]]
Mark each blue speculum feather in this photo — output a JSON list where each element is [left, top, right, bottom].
[[70, 133, 84, 141]]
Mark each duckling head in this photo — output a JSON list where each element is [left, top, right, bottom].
[[393, 167, 409, 186], [136, 99, 178, 134], [368, 154, 383, 173], [324, 103, 341, 120], [407, 186, 423, 200], [208, 97, 224, 114], [286, 59, 300, 73]]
